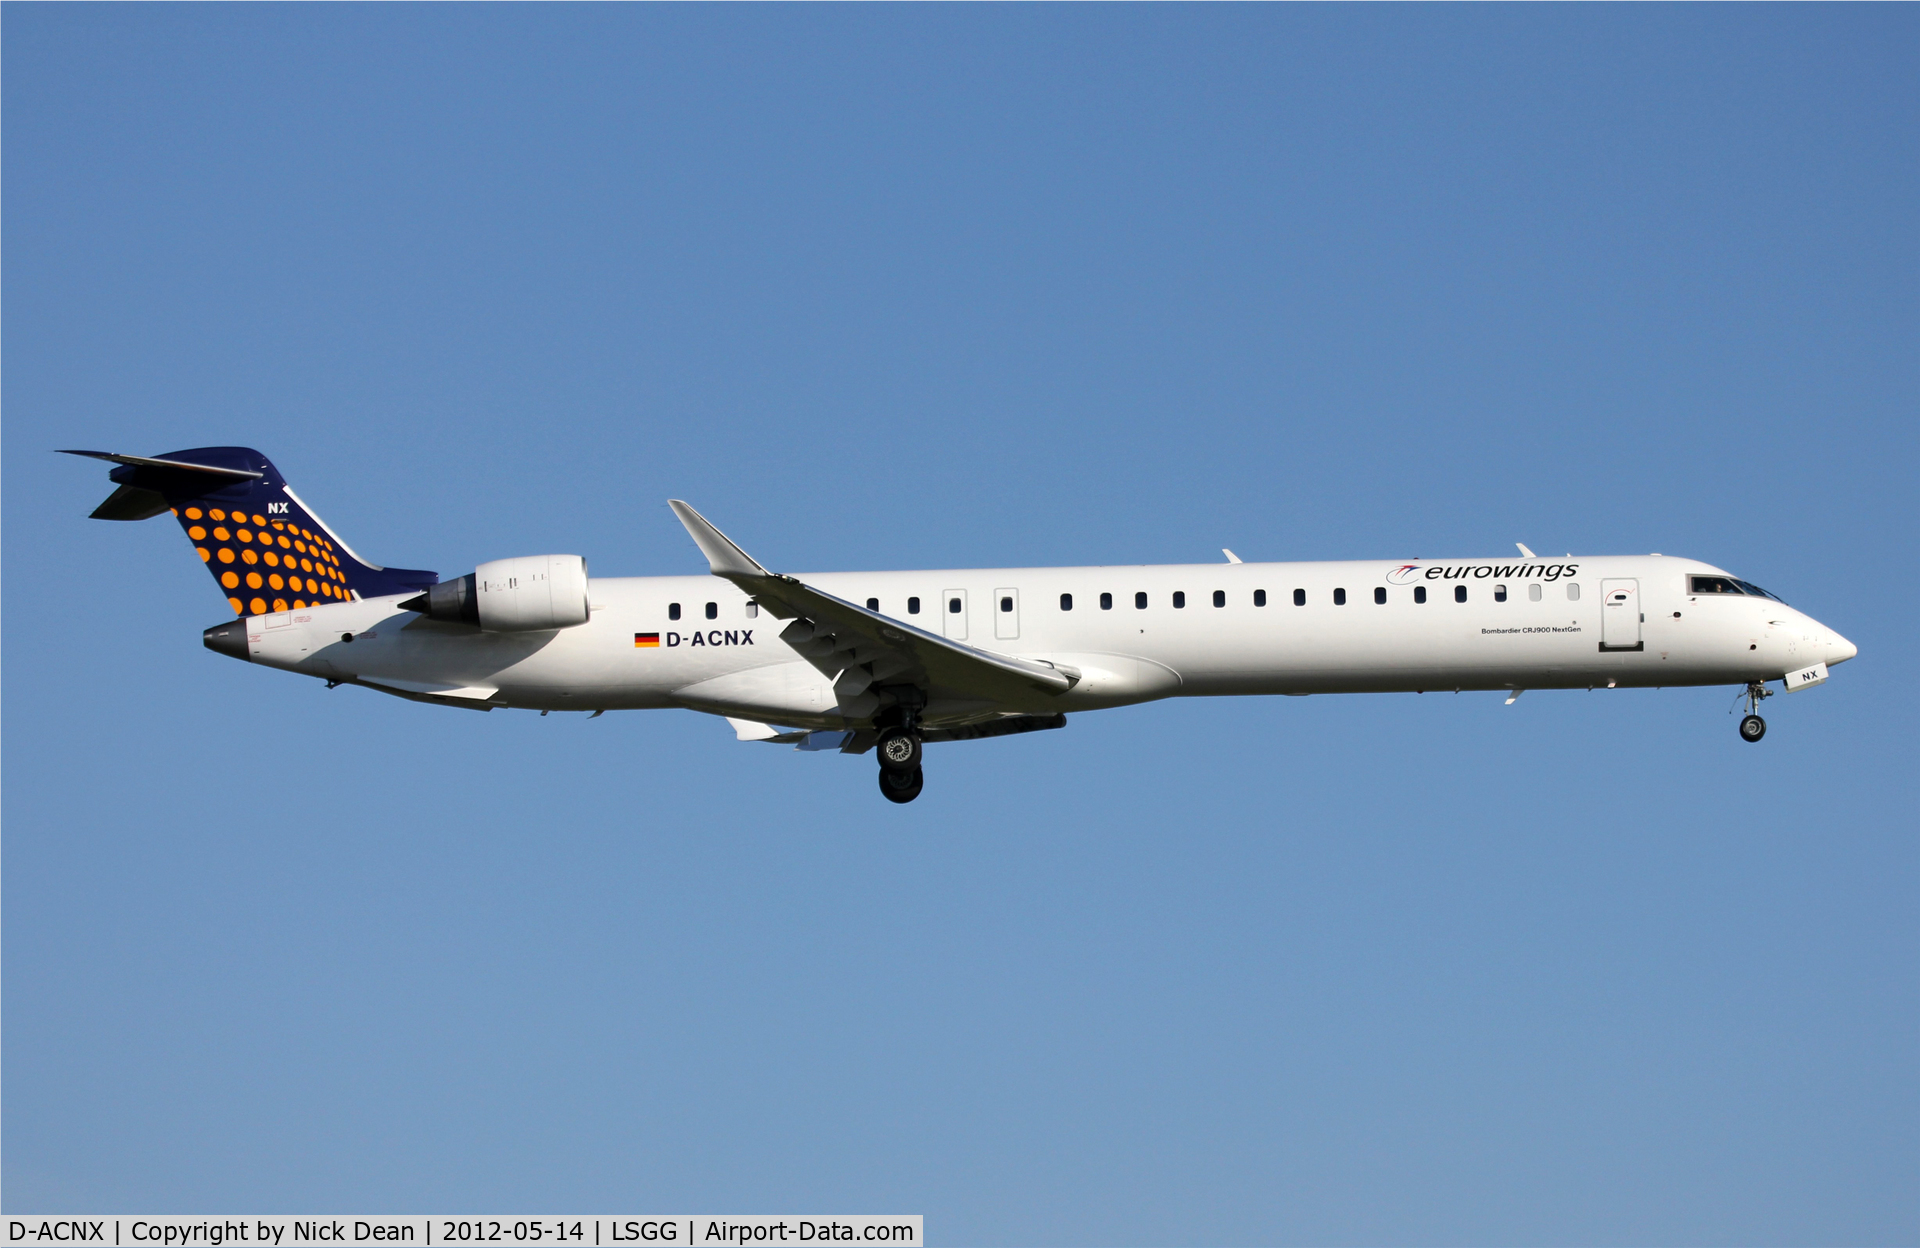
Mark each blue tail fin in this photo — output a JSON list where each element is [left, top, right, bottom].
[[63, 447, 438, 615]]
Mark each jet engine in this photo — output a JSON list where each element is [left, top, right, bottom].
[[400, 554, 590, 632]]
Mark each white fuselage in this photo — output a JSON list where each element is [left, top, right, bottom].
[[238, 554, 1856, 726]]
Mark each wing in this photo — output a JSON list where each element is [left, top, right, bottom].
[[668, 500, 1079, 715]]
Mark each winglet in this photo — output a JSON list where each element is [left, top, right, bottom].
[[668, 500, 771, 578], [1516, 543, 1537, 559]]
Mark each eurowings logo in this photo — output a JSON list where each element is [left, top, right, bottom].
[[1385, 564, 1423, 585]]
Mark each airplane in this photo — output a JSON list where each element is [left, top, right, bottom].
[[65, 446, 1858, 803]]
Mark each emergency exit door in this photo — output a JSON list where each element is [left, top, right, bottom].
[[994, 588, 1020, 640], [1600, 578, 1642, 651]]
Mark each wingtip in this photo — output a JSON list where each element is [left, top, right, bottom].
[[667, 498, 770, 577]]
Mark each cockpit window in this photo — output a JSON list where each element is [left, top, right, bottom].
[[1689, 574, 1788, 603]]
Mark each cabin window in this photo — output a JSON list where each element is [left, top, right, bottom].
[[1213, 590, 1226, 608], [1566, 583, 1581, 601], [1293, 588, 1306, 606], [706, 602, 719, 619], [1000, 596, 1014, 612], [668, 602, 681, 620], [1135, 591, 1148, 609], [949, 597, 962, 614], [1493, 584, 1507, 602], [1455, 585, 1467, 603], [1414, 586, 1427, 604], [1254, 589, 1267, 607], [1374, 586, 1386, 604], [908, 596, 921, 614], [1334, 588, 1346, 606], [867, 598, 879, 612], [1100, 592, 1113, 610], [1173, 591, 1186, 609], [746, 602, 758, 618], [1528, 584, 1542, 602], [1060, 593, 1073, 611]]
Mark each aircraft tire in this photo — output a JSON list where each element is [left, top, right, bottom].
[[879, 765, 924, 804], [876, 727, 923, 772], [1739, 714, 1766, 742]]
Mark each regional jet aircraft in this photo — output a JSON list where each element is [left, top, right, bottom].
[[67, 447, 1858, 803]]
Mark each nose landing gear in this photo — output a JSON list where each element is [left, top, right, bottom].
[[1737, 681, 1772, 743]]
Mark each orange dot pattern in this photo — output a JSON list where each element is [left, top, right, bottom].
[[171, 501, 353, 615]]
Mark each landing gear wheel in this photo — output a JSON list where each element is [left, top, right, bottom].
[[1739, 714, 1767, 743], [879, 765, 924, 804], [876, 727, 923, 772]]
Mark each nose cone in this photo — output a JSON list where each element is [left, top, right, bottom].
[[1825, 629, 1858, 666], [203, 619, 251, 662]]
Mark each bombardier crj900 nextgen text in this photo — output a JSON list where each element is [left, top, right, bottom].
[[68, 447, 1859, 804]]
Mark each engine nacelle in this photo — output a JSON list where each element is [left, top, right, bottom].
[[401, 554, 590, 632]]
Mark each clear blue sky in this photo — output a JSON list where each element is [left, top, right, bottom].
[[5, 6, 1915, 1242]]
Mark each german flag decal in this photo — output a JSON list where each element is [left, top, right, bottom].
[[634, 632, 660, 648]]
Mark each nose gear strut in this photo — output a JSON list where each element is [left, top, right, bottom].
[[1736, 681, 1772, 743]]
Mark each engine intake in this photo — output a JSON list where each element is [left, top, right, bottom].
[[400, 554, 590, 632]]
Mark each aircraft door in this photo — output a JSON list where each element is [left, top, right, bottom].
[[942, 589, 968, 641], [1600, 578, 1642, 650], [994, 587, 1020, 640]]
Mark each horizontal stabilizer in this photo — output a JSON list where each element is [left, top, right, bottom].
[[89, 483, 173, 521], [59, 449, 263, 480]]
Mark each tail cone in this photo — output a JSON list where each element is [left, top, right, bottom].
[[203, 620, 251, 662]]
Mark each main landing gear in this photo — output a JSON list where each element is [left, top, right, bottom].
[[1738, 681, 1772, 743], [876, 725, 925, 804]]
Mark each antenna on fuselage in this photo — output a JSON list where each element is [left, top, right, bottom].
[[1516, 543, 1537, 558], [1222, 549, 1243, 564]]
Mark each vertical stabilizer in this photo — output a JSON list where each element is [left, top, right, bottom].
[[62, 447, 437, 615]]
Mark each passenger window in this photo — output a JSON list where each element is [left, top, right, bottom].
[[867, 598, 879, 612], [1414, 586, 1427, 604], [1100, 592, 1113, 610], [908, 596, 921, 615], [1567, 583, 1581, 601], [1334, 588, 1346, 606], [668, 602, 681, 621], [1060, 593, 1073, 611], [746, 601, 759, 618], [1494, 584, 1507, 602], [1172, 592, 1186, 609], [949, 597, 962, 613], [1213, 590, 1226, 608], [1374, 587, 1386, 605], [1293, 588, 1306, 606], [1454, 585, 1467, 603], [1254, 589, 1267, 607], [1000, 596, 1013, 612], [1135, 592, 1148, 609], [706, 602, 718, 619], [1528, 583, 1542, 602]]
